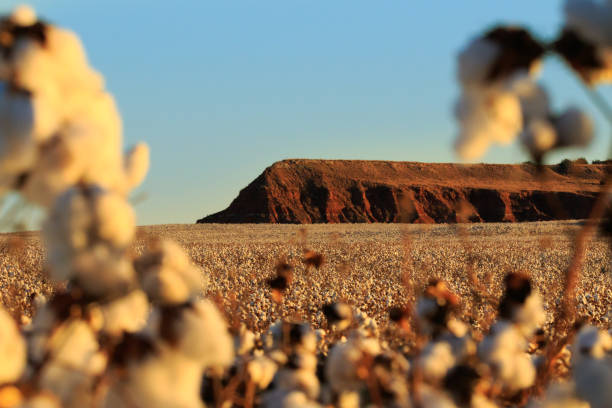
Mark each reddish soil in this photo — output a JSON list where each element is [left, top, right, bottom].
[[197, 159, 609, 224]]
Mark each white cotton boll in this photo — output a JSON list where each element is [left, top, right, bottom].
[[565, 0, 612, 47], [521, 120, 558, 156], [418, 341, 456, 383], [0, 306, 26, 384], [571, 327, 612, 408], [43, 186, 136, 293], [20, 135, 84, 207], [486, 90, 524, 144], [105, 345, 204, 408], [478, 322, 535, 392], [92, 190, 135, 247], [71, 248, 135, 298], [325, 336, 381, 394], [337, 392, 360, 408], [512, 79, 551, 121], [555, 107, 594, 148], [528, 382, 590, 408], [43, 320, 105, 375], [10, 5, 37, 26], [123, 143, 149, 191], [457, 38, 500, 88], [262, 390, 322, 408], [236, 324, 256, 355], [281, 391, 322, 408], [276, 368, 320, 400], [325, 342, 363, 393], [247, 355, 278, 389], [471, 394, 498, 408], [455, 131, 492, 161], [454, 89, 522, 160], [19, 393, 62, 408], [99, 290, 149, 336], [138, 240, 204, 305], [171, 299, 234, 368], [418, 385, 458, 408], [39, 319, 107, 405], [513, 292, 546, 337]]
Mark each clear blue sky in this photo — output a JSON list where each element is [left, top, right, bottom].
[[4, 1, 611, 225]]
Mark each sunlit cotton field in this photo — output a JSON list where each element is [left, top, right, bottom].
[[1, 1, 612, 408]]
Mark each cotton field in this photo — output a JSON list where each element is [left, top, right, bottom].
[[1, 222, 611, 407], [1, 2, 612, 408]]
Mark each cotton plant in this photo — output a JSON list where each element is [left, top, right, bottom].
[[452, 0, 612, 162], [0, 6, 149, 206], [0, 5, 234, 408]]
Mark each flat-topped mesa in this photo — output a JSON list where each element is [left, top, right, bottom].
[[197, 159, 609, 224]]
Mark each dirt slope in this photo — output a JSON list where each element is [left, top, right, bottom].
[[197, 159, 608, 223]]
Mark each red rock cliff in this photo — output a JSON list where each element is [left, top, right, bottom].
[[197, 159, 608, 224]]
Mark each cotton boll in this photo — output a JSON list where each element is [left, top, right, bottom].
[[39, 319, 107, 406], [18, 393, 62, 408], [457, 38, 500, 88], [98, 290, 149, 336], [513, 292, 546, 337], [470, 394, 498, 408], [528, 382, 590, 408], [454, 89, 522, 160], [521, 120, 558, 157], [106, 345, 205, 408], [0, 306, 26, 384], [161, 300, 234, 368], [554, 107, 594, 148], [247, 355, 278, 389], [276, 365, 320, 400], [418, 385, 458, 408], [322, 302, 352, 332], [235, 323, 256, 356], [92, 190, 135, 247], [262, 390, 322, 408], [281, 391, 322, 408], [572, 327, 612, 408], [0, 10, 148, 205], [512, 79, 551, 121], [565, 0, 612, 47], [325, 336, 381, 394], [71, 247, 136, 298], [418, 341, 456, 383], [498, 273, 544, 338], [136, 240, 204, 306], [478, 322, 536, 392], [336, 392, 360, 408], [454, 131, 492, 161], [10, 5, 37, 26], [573, 326, 612, 360], [264, 322, 317, 354], [457, 27, 544, 88]]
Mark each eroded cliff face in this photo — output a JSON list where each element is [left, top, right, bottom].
[[197, 160, 608, 224]]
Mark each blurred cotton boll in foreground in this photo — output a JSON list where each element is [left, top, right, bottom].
[[555, 0, 612, 86], [42, 185, 136, 298], [571, 326, 612, 408], [454, 88, 523, 160], [135, 239, 206, 306], [454, 26, 544, 160], [0, 306, 26, 385], [0, 6, 148, 206]]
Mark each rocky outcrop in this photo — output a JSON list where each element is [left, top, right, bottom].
[[197, 159, 608, 224]]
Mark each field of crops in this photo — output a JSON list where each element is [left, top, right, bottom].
[[4, 221, 609, 331]]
